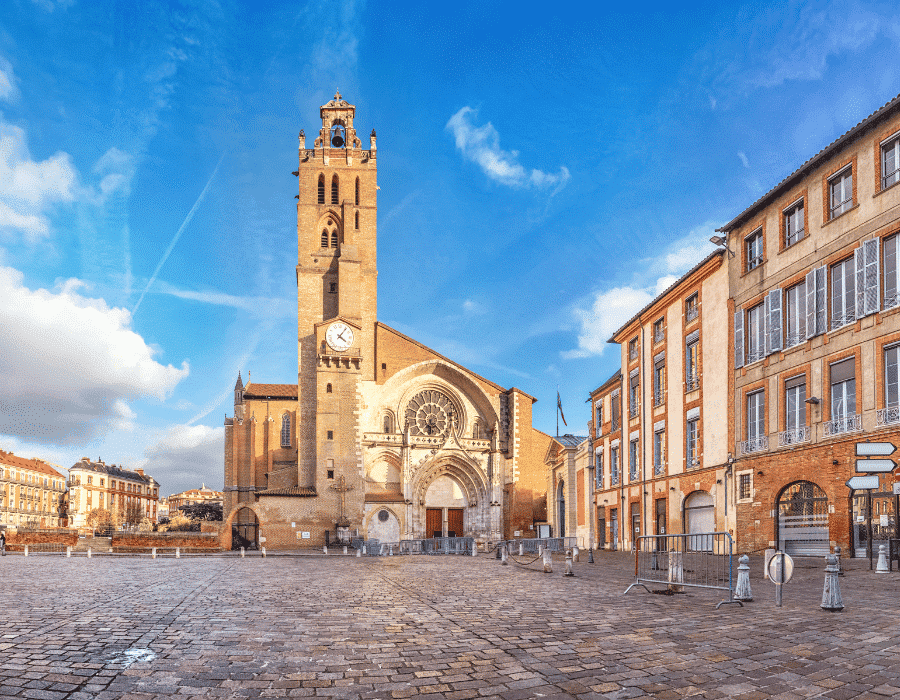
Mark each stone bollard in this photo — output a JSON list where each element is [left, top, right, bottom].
[[495, 544, 501, 559], [734, 554, 753, 601], [241, 547, 245, 558], [543, 547, 553, 573], [343, 545, 347, 555], [519, 541, 524, 556], [877, 544, 889, 573], [356, 547, 361, 558], [176, 547, 180, 559], [538, 544, 543, 557], [667, 549, 683, 592], [573, 545, 579, 562], [262, 547, 267, 558], [87, 547, 92, 559], [66, 546, 71, 558], [389, 544, 394, 556], [323, 545, 328, 555], [564, 549, 574, 576], [362, 544, 367, 555], [588, 548, 594, 564], [834, 546, 844, 576], [24, 545, 28, 557], [152, 547, 157, 559], [821, 553, 844, 612], [501, 544, 508, 566]]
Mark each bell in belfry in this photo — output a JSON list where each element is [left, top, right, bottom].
[[331, 126, 344, 147]]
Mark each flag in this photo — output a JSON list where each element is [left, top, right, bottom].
[[557, 391, 567, 427]]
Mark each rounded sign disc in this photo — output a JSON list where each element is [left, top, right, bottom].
[[767, 551, 794, 584]]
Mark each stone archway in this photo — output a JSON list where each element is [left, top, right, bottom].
[[410, 457, 489, 539], [223, 504, 265, 551]]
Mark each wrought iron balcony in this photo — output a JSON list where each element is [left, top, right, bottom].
[[629, 466, 638, 481], [629, 347, 639, 361], [654, 461, 664, 476], [611, 471, 620, 486], [778, 426, 811, 447], [824, 414, 861, 436], [654, 328, 665, 344], [746, 347, 766, 364], [784, 331, 805, 349], [686, 305, 699, 322], [830, 312, 856, 331], [629, 403, 639, 419], [877, 406, 900, 426], [740, 436, 769, 455], [685, 373, 700, 391], [653, 389, 664, 407]]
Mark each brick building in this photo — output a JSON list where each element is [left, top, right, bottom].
[[223, 93, 552, 550], [721, 94, 900, 557], [589, 250, 731, 552], [67, 458, 160, 530], [0, 450, 67, 528]]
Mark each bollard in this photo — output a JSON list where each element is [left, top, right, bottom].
[[343, 545, 347, 555], [538, 544, 543, 557], [564, 549, 574, 576], [262, 547, 267, 558], [543, 547, 553, 573], [588, 548, 594, 564], [834, 545, 844, 576], [389, 544, 394, 556], [323, 545, 328, 555], [241, 547, 245, 558], [152, 547, 157, 559], [496, 544, 501, 559], [519, 541, 524, 556], [573, 545, 579, 562], [877, 544, 889, 573], [821, 553, 844, 612], [734, 554, 753, 601], [362, 544, 367, 555], [356, 547, 361, 558], [24, 545, 28, 557], [501, 544, 508, 566], [88, 547, 92, 559], [667, 549, 683, 592], [66, 546, 71, 558], [176, 547, 180, 559], [472, 541, 477, 556]]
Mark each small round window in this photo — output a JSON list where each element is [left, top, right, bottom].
[[378, 509, 390, 522]]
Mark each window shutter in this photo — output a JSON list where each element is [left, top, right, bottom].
[[734, 310, 744, 369], [864, 238, 880, 315], [855, 246, 866, 320], [887, 347, 900, 408], [886, 236, 898, 309], [815, 266, 827, 335], [763, 293, 771, 356], [768, 288, 782, 353], [805, 269, 817, 339]]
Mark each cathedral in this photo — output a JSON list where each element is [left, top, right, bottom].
[[223, 93, 552, 549]]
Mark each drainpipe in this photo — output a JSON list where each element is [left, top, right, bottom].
[[641, 319, 648, 545]]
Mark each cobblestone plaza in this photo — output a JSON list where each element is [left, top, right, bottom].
[[3, 552, 900, 699]]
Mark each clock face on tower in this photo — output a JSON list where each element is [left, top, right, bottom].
[[325, 322, 354, 352]]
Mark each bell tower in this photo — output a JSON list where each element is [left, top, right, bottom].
[[295, 91, 377, 502]]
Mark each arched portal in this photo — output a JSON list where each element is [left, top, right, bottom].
[[231, 507, 259, 550], [425, 475, 468, 538], [556, 479, 566, 538], [777, 481, 829, 556], [684, 490, 714, 551]]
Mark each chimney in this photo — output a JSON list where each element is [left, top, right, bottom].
[[136, 468, 144, 476]]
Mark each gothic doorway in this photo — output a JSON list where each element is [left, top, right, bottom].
[[231, 507, 259, 550], [426, 508, 442, 538], [447, 508, 463, 537], [777, 481, 829, 556]]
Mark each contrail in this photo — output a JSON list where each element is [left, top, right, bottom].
[[131, 154, 225, 316]]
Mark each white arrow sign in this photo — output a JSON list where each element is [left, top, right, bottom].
[[856, 442, 896, 457], [847, 474, 880, 490], [856, 459, 896, 473]]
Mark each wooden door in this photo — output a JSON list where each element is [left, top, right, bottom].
[[447, 508, 464, 537], [426, 508, 442, 538]]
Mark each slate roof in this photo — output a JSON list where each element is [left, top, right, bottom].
[[0, 450, 66, 479], [554, 434, 588, 449], [69, 459, 159, 487]]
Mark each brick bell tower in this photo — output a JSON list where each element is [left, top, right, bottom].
[[295, 92, 377, 531]]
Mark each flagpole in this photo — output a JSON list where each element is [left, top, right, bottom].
[[556, 385, 559, 436]]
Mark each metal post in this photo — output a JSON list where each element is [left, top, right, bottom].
[[588, 547, 594, 563], [774, 552, 784, 607], [821, 553, 844, 612], [471, 541, 477, 556], [834, 545, 843, 576], [867, 490, 873, 570], [496, 543, 501, 559]]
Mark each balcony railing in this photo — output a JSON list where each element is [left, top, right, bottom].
[[629, 347, 639, 361], [746, 347, 766, 364], [611, 470, 620, 486], [778, 426, 811, 447], [740, 436, 769, 455], [654, 328, 665, 344], [830, 312, 856, 331], [611, 419, 620, 432], [685, 373, 700, 391], [686, 456, 701, 470], [629, 465, 638, 481], [629, 403, 639, 419], [654, 461, 664, 476], [784, 331, 805, 349], [653, 389, 664, 407], [824, 414, 862, 436], [877, 406, 900, 427], [686, 305, 699, 322]]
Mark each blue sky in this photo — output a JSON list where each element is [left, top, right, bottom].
[[1, 0, 899, 495]]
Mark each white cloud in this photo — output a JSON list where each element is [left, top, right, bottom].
[[0, 265, 188, 444], [564, 225, 719, 358], [132, 424, 224, 496], [462, 299, 486, 315], [93, 147, 136, 200], [0, 123, 78, 242], [446, 107, 570, 194], [738, 151, 750, 169], [0, 56, 19, 103]]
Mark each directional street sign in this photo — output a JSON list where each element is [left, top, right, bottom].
[[847, 474, 880, 490], [855, 458, 897, 473], [856, 442, 897, 457]]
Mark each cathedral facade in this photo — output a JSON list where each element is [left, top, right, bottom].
[[223, 94, 551, 549]]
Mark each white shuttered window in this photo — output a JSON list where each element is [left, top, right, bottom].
[[831, 258, 855, 330]]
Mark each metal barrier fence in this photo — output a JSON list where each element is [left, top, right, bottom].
[[500, 537, 577, 554], [624, 532, 741, 609]]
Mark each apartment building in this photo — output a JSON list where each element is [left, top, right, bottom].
[[168, 484, 222, 511], [721, 94, 900, 558], [590, 250, 731, 552], [68, 458, 160, 529], [0, 450, 67, 528]]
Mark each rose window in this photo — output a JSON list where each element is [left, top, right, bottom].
[[405, 390, 455, 437]]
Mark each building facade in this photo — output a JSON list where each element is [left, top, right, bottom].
[[722, 94, 900, 557], [0, 450, 66, 528], [168, 484, 222, 510], [67, 459, 160, 529], [544, 435, 590, 546], [590, 251, 732, 552], [223, 93, 552, 549]]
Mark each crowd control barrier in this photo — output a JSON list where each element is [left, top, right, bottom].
[[624, 532, 742, 609]]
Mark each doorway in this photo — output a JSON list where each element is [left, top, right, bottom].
[[447, 508, 463, 537], [630, 502, 641, 550], [426, 508, 442, 538], [610, 508, 618, 551], [231, 508, 259, 550]]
